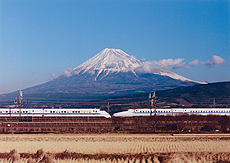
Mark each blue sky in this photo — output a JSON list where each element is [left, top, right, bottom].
[[0, 0, 229, 94]]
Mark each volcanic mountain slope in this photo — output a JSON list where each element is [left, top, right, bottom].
[[1, 48, 203, 100]]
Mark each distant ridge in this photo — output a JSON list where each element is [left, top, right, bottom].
[[0, 48, 204, 100], [156, 81, 230, 107], [117, 81, 230, 109]]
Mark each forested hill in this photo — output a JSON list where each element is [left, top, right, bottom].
[[110, 81, 230, 110], [155, 81, 230, 108]]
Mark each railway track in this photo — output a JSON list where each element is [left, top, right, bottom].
[[0, 116, 225, 133]]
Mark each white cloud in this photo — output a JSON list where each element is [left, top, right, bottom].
[[50, 73, 57, 79], [189, 59, 199, 66], [62, 68, 73, 77], [135, 58, 188, 73], [140, 58, 146, 62], [205, 55, 227, 68], [32, 70, 39, 74], [172, 63, 190, 69]]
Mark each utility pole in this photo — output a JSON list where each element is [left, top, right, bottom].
[[148, 92, 157, 130], [19, 90, 23, 117]]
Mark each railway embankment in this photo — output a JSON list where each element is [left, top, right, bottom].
[[0, 115, 229, 134]]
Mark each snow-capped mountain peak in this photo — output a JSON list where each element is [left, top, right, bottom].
[[64, 48, 205, 84], [72, 48, 142, 80]]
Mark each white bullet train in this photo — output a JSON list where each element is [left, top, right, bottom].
[[113, 108, 230, 117], [0, 90, 111, 118], [0, 108, 111, 118]]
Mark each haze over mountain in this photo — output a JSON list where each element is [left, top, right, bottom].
[[0, 48, 205, 100]]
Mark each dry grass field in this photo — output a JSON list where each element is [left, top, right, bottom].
[[0, 133, 230, 163]]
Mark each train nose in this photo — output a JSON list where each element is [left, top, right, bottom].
[[113, 111, 128, 117]]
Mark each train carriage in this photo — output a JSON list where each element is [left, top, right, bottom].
[[113, 108, 230, 117], [0, 108, 111, 118]]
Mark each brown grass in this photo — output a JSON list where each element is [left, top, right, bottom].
[[0, 134, 229, 162], [0, 151, 230, 163]]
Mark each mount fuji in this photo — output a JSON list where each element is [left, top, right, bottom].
[[1, 48, 205, 100]]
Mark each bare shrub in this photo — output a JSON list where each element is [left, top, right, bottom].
[[40, 154, 55, 163], [10, 149, 17, 155], [36, 149, 45, 161], [153, 156, 160, 163], [27, 157, 36, 163], [9, 149, 20, 163]]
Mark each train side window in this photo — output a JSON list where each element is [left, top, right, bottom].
[[64, 111, 66, 113], [32, 110, 34, 112]]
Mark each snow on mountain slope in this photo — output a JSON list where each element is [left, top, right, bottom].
[[72, 48, 142, 80], [154, 71, 207, 84]]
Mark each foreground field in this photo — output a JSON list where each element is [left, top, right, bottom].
[[0, 133, 230, 162]]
